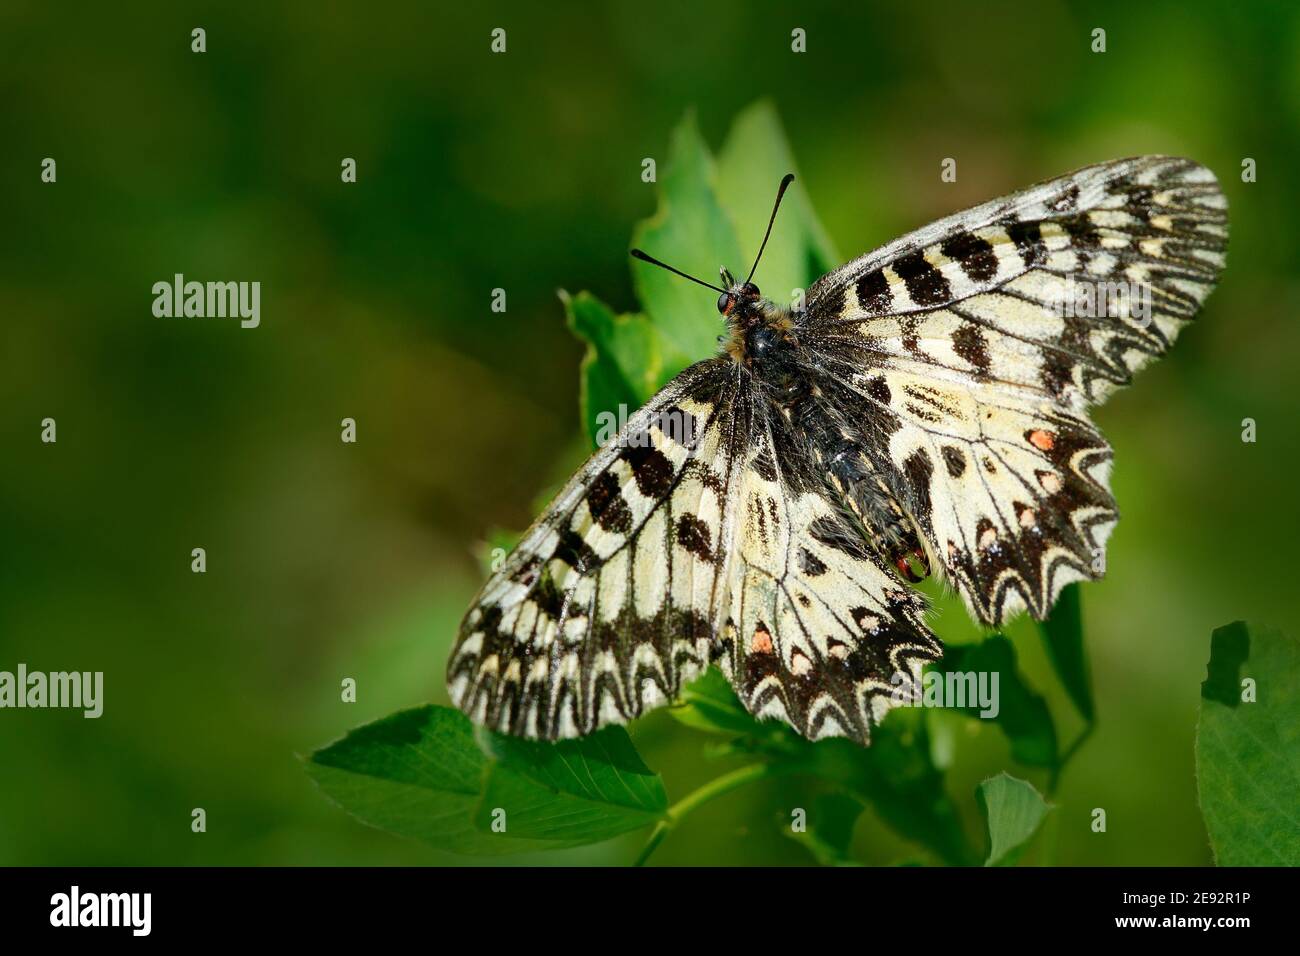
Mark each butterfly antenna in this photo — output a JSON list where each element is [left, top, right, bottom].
[[745, 173, 795, 285], [629, 248, 727, 294]]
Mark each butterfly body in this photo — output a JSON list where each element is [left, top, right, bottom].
[[449, 156, 1227, 744]]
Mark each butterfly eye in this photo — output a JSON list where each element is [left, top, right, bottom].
[[717, 293, 733, 315], [742, 282, 760, 297]]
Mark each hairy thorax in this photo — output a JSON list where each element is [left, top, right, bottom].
[[723, 298, 811, 406]]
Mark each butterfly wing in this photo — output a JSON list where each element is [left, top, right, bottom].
[[801, 156, 1226, 625], [818, 361, 1117, 627], [448, 358, 751, 739], [714, 404, 941, 743]]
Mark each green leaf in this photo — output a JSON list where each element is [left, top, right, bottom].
[[669, 666, 774, 737], [783, 792, 864, 866], [977, 772, 1052, 866], [476, 725, 668, 845], [630, 112, 744, 371], [716, 99, 841, 297], [1037, 583, 1095, 723], [803, 714, 979, 866], [306, 706, 546, 855], [562, 290, 663, 447], [671, 668, 975, 865], [940, 634, 1058, 768], [308, 706, 666, 854], [1196, 621, 1300, 865], [570, 101, 843, 420]]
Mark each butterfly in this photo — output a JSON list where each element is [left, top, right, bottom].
[[448, 156, 1227, 744]]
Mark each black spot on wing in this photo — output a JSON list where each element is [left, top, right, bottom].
[[902, 448, 934, 521], [855, 269, 892, 313], [675, 513, 714, 563], [1060, 212, 1101, 247], [586, 471, 631, 533], [940, 231, 998, 282], [554, 529, 598, 572], [1123, 185, 1154, 224], [942, 446, 966, 478], [532, 567, 566, 618], [903, 402, 943, 424], [1050, 183, 1080, 212], [750, 494, 769, 547], [893, 250, 951, 306], [865, 375, 891, 405], [1039, 349, 1074, 398], [655, 404, 699, 449], [951, 323, 991, 374], [622, 444, 673, 499], [1006, 219, 1046, 267]]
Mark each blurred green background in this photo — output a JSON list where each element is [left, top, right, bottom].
[[1, 0, 1297, 865]]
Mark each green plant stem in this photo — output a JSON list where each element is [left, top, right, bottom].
[[633, 763, 778, 866], [1047, 723, 1095, 796], [1038, 797, 1061, 865]]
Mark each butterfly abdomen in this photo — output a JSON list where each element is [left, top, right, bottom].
[[791, 394, 930, 584]]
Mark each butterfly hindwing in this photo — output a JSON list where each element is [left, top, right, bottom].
[[867, 366, 1115, 625], [716, 409, 941, 743]]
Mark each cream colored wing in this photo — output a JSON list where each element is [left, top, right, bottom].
[[801, 156, 1226, 625], [715, 414, 941, 744], [448, 359, 749, 738]]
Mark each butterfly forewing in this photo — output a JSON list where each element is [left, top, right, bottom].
[[449, 359, 749, 738], [806, 156, 1226, 409]]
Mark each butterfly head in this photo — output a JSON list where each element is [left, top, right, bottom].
[[629, 172, 797, 361], [713, 265, 792, 360], [715, 269, 762, 318]]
